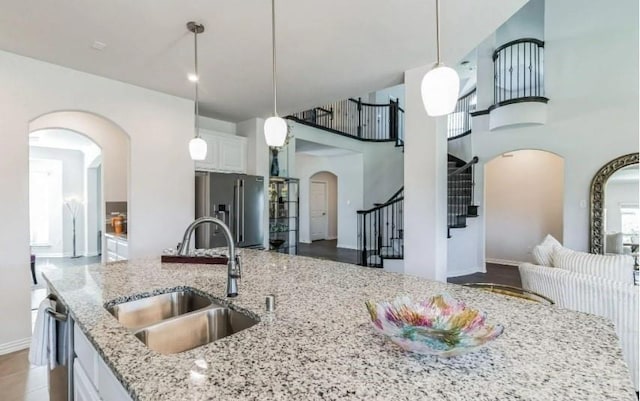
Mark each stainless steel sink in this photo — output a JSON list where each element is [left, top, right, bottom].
[[134, 307, 259, 354], [106, 289, 215, 330]]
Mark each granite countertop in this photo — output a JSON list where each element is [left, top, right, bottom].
[[44, 250, 636, 401]]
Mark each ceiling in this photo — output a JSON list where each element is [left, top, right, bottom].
[[0, 0, 527, 122]]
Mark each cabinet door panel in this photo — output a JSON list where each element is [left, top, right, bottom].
[[194, 132, 220, 171], [74, 359, 101, 401], [218, 137, 246, 173]]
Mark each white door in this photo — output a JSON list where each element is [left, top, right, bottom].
[[310, 181, 327, 241]]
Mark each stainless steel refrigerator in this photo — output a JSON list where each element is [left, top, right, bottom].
[[195, 172, 265, 249]]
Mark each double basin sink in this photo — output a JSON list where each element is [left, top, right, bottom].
[[106, 289, 258, 354]]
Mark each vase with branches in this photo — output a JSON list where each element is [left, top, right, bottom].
[[64, 198, 83, 258]]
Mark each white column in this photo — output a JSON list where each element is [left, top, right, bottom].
[[403, 65, 449, 282]]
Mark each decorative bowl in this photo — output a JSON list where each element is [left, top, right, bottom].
[[365, 293, 504, 357]]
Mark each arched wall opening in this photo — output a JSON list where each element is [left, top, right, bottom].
[[484, 149, 564, 264], [309, 171, 338, 243], [29, 111, 131, 263], [28, 128, 103, 261]]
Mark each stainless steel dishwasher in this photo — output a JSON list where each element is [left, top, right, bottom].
[[46, 293, 74, 401]]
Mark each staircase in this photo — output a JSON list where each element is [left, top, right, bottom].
[[447, 155, 479, 237], [357, 188, 404, 268]]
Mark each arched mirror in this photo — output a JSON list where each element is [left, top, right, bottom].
[[590, 153, 639, 254]]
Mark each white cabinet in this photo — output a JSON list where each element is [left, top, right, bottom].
[[74, 359, 101, 401], [74, 323, 133, 401], [105, 234, 128, 262], [195, 130, 247, 173]]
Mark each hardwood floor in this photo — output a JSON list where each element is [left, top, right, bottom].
[[447, 263, 522, 287], [297, 240, 359, 264], [297, 242, 522, 288], [0, 349, 49, 401]]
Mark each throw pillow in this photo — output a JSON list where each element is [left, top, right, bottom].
[[532, 234, 563, 266], [551, 247, 634, 284]]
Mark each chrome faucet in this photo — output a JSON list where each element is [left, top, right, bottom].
[[177, 217, 241, 297]]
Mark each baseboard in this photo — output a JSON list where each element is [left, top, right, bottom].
[[0, 337, 31, 355], [486, 258, 522, 267], [336, 243, 358, 250], [447, 265, 483, 278], [299, 239, 311, 244]]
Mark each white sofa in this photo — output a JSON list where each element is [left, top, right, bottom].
[[519, 262, 639, 390]]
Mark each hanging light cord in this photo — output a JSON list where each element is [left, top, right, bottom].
[[435, 0, 441, 65], [271, 0, 278, 117], [194, 26, 200, 138]]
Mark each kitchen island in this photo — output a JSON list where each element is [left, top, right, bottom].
[[44, 250, 636, 401]]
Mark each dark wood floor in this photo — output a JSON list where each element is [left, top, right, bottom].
[[447, 263, 521, 287], [297, 240, 359, 264], [297, 242, 521, 287]]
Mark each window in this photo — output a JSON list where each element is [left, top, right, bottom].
[[620, 204, 640, 244], [29, 159, 62, 246]]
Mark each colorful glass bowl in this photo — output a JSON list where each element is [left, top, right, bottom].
[[365, 294, 504, 357]]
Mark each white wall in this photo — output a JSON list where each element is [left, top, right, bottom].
[[86, 165, 101, 256], [363, 142, 404, 207], [296, 153, 363, 249], [0, 50, 194, 351], [485, 150, 564, 264], [30, 113, 128, 203], [496, 0, 544, 44], [289, 121, 403, 207], [30, 146, 86, 257], [605, 181, 640, 233], [310, 172, 338, 239], [457, 0, 639, 275]]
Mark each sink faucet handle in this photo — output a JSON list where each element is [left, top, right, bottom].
[[234, 255, 242, 279]]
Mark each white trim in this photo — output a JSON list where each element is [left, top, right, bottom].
[[486, 258, 522, 267], [299, 239, 311, 244], [447, 265, 483, 278], [336, 242, 358, 250], [0, 337, 31, 355]]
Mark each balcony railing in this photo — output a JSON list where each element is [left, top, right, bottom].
[[492, 38, 548, 109], [287, 98, 404, 145], [447, 89, 476, 140]]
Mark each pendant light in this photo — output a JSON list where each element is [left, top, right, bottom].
[[421, 0, 460, 117], [188, 21, 207, 160], [264, 0, 288, 147]]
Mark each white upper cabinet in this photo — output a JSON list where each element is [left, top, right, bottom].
[[196, 130, 247, 173]]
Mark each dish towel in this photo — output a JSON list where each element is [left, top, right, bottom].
[[29, 298, 58, 369]]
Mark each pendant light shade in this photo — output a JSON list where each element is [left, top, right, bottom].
[[264, 0, 288, 148], [187, 21, 207, 160], [189, 137, 207, 160], [421, 64, 459, 116], [264, 116, 288, 147], [421, 0, 460, 117]]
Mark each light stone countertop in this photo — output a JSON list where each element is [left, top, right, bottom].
[[44, 250, 637, 401]]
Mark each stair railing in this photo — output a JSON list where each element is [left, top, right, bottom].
[[447, 88, 476, 140], [357, 192, 404, 268], [448, 156, 479, 229], [287, 98, 405, 143]]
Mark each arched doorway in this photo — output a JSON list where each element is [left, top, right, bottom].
[[484, 149, 564, 267], [28, 111, 130, 330]]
